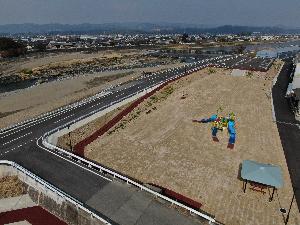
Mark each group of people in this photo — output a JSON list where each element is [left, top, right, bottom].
[[193, 112, 236, 149]]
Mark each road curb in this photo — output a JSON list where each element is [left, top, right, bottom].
[[271, 62, 285, 122], [74, 71, 192, 156]]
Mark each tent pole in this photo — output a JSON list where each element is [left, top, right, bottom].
[[285, 191, 295, 225], [243, 180, 247, 193], [269, 187, 275, 202]]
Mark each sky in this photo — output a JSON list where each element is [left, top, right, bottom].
[[1, 0, 300, 27]]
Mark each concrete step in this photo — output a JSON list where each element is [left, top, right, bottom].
[[0, 194, 36, 213], [6, 221, 32, 225]]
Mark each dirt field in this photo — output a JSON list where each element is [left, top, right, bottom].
[[0, 49, 138, 76], [83, 65, 300, 225]]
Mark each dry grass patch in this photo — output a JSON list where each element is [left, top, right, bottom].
[[0, 176, 26, 198]]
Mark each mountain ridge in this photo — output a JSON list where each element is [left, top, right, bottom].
[[0, 23, 299, 35]]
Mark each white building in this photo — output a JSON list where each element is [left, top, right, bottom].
[[292, 63, 300, 98], [286, 59, 300, 119]]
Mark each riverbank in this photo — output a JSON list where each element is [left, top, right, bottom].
[[0, 62, 183, 129]]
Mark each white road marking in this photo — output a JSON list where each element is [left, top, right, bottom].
[[0, 139, 34, 156], [2, 132, 33, 146], [1, 124, 39, 139], [0, 108, 76, 136], [277, 120, 300, 129], [0, 91, 111, 135], [54, 114, 75, 124]]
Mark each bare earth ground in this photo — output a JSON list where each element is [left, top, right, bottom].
[[0, 49, 140, 75], [0, 62, 182, 129], [83, 66, 300, 225]]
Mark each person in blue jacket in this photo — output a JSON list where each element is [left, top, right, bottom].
[[193, 112, 236, 149], [227, 118, 236, 148]]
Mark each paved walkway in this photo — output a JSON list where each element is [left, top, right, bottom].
[[0, 194, 36, 213], [86, 181, 207, 225]]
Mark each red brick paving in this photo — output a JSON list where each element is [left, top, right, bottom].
[[0, 206, 67, 225]]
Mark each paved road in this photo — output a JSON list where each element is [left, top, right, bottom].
[[0, 54, 274, 225], [272, 59, 300, 212]]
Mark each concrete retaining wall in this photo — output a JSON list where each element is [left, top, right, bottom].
[[0, 165, 106, 225]]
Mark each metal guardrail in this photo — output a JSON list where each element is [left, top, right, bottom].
[[0, 55, 207, 134], [41, 64, 218, 224], [0, 90, 112, 134], [0, 55, 227, 134], [1, 57, 228, 224], [42, 67, 199, 137], [42, 140, 217, 224], [41, 61, 200, 135], [0, 160, 112, 225], [0, 62, 188, 134], [43, 83, 165, 135]]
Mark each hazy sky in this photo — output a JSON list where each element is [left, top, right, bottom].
[[1, 0, 300, 27]]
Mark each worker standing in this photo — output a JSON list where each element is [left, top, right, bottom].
[[226, 113, 236, 149], [193, 112, 236, 149]]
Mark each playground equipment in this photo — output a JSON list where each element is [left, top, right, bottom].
[[193, 112, 236, 149]]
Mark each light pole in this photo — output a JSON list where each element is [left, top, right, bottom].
[[68, 125, 73, 151]]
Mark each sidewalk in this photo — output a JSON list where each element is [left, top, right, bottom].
[[0, 194, 36, 213]]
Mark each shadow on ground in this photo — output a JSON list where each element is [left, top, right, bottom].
[[272, 61, 300, 212]]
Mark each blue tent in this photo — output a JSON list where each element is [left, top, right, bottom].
[[241, 160, 283, 201]]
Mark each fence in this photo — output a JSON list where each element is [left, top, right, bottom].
[[0, 160, 112, 225]]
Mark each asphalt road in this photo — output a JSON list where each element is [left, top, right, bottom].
[[272, 59, 300, 212], [0, 54, 275, 224]]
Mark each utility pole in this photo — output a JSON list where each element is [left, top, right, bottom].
[[68, 125, 73, 151]]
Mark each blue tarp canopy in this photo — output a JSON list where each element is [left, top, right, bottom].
[[241, 160, 283, 188]]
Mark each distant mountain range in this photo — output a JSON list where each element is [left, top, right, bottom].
[[0, 23, 300, 35]]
